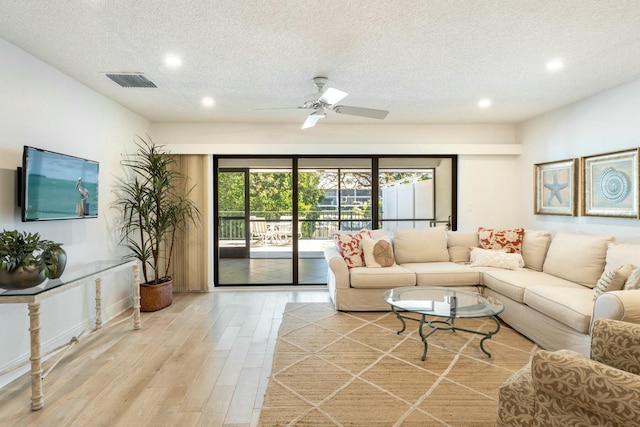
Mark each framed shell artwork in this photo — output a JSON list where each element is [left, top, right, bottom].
[[582, 149, 639, 218]]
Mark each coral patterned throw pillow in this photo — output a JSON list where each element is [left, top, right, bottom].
[[333, 229, 372, 268], [478, 227, 525, 254]]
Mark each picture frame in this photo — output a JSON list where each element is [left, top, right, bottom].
[[534, 159, 578, 216], [582, 149, 639, 218]]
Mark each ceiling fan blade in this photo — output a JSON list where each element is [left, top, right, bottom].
[[319, 87, 348, 105], [301, 112, 320, 129], [333, 105, 389, 120]]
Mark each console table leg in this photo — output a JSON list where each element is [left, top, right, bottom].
[[132, 264, 141, 330], [95, 277, 103, 330], [28, 302, 43, 411]]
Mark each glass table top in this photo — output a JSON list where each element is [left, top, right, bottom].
[[0, 259, 134, 297], [383, 286, 504, 318]]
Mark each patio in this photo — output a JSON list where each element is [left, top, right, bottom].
[[218, 238, 332, 285]]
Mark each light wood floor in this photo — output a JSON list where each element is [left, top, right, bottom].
[[0, 287, 331, 427]]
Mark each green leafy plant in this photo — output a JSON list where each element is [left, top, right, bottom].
[[113, 136, 200, 285], [0, 229, 62, 277]]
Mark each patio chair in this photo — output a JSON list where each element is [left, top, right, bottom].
[[278, 216, 303, 243], [250, 216, 268, 245]]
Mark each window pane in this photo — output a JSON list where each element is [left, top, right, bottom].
[[379, 166, 436, 230]]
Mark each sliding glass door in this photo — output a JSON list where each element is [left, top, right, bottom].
[[216, 159, 293, 285], [215, 155, 456, 286], [297, 158, 373, 284], [378, 157, 453, 230]]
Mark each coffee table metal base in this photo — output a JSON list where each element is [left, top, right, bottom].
[[390, 307, 502, 361]]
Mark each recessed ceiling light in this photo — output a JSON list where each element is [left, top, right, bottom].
[[478, 98, 492, 109], [164, 54, 182, 68], [201, 97, 215, 108], [546, 59, 564, 71]]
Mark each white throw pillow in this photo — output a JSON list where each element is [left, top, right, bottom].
[[362, 236, 395, 268], [593, 264, 635, 300], [624, 267, 640, 291], [469, 247, 525, 270]]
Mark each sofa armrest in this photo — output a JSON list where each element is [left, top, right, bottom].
[[593, 289, 640, 324], [324, 246, 350, 289], [590, 318, 640, 374], [531, 349, 640, 426]]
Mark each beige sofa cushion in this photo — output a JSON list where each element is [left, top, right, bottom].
[[401, 262, 481, 286], [349, 264, 416, 289], [483, 270, 578, 303], [605, 243, 640, 270], [522, 230, 552, 271], [393, 228, 449, 264], [542, 232, 614, 288], [447, 231, 479, 263], [370, 229, 391, 240], [523, 285, 596, 333]]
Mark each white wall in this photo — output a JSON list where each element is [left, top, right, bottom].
[[456, 154, 521, 231], [518, 78, 640, 242], [0, 38, 149, 388]]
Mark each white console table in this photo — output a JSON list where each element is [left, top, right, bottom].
[[0, 260, 140, 411]]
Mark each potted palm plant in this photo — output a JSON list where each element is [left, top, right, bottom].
[[114, 136, 200, 311], [0, 230, 65, 290]]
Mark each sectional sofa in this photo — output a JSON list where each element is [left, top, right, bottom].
[[324, 228, 640, 355]]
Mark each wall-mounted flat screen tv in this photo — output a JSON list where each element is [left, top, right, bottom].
[[21, 146, 99, 221]]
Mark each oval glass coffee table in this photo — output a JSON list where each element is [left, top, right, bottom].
[[382, 286, 504, 361]]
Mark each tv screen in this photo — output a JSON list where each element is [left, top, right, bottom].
[[21, 146, 99, 221]]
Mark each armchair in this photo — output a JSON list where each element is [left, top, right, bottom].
[[496, 318, 640, 427]]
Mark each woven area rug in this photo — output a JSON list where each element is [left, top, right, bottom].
[[259, 302, 539, 427]]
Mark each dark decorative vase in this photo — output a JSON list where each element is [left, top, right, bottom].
[[140, 279, 173, 312], [48, 247, 67, 279], [0, 265, 47, 290]]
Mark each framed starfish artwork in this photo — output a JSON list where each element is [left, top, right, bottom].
[[534, 159, 578, 216], [582, 149, 639, 218]]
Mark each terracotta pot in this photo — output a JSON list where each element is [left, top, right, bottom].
[[139, 279, 173, 312]]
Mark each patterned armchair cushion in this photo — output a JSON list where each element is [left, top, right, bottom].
[[531, 349, 640, 427], [496, 363, 534, 427], [497, 319, 640, 427], [590, 318, 640, 374]]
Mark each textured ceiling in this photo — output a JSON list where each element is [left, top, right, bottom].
[[1, 1, 640, 125]]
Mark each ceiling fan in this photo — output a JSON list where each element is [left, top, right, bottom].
[[255, 76, 389, 129]]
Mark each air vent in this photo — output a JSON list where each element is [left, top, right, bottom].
[[105, 73, 157, 88]]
